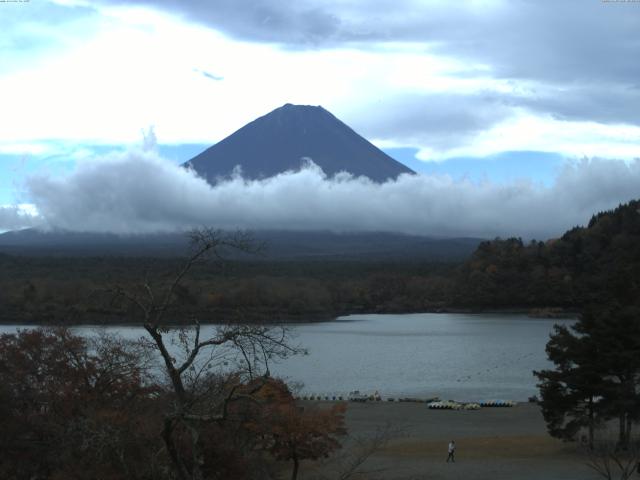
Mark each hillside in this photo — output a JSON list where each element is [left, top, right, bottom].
[[185, 103, 415, 182], [0, 229, 480, 261], [452, 199, 640, 310]]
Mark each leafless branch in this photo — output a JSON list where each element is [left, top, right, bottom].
[[584, 437, 640, 480], [103, 227, 299, 480], [312, 424, 400, 480]]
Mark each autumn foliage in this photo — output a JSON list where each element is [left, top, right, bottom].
[[242, 378, 347, 479], [0, 328, 160, 479], [0, 328, 347, 480]]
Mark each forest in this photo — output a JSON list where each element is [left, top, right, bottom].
[[1, 199, 638, 325]]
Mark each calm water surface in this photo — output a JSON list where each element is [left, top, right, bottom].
[[272, 313, 574, 401], [1, 313, 574, 402]]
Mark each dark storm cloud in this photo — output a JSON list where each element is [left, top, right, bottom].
[[22, 149, 640, 239]]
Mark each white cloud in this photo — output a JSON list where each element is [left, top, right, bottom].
[[2, 1, 637, 164], [4, 0, 639, 240], [0, 204, 42, 231], [18, 148, 640, 239], [411, 111, 640, 162], [0, 143, 55, 156]]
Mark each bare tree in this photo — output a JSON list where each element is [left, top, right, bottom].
[[584, 436, 640, 480], [313, 424, 399, 480], [112, 228, 302, 480]]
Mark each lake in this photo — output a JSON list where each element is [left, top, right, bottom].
[[0, 313, 574, 402]]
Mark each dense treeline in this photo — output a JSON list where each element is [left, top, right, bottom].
[[533, 201, 640, 462], [0, 256, 457, 324], [455, 199, 640, 311], [2, 199, 639, 324]]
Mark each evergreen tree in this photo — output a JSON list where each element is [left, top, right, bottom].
[[535, 304, 640, 449], [535, 321, 605, 448], [581, 305, 640, 448]]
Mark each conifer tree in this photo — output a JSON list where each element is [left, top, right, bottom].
[[535, 304, 640, 449]]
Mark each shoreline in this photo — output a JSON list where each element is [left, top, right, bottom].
[[0, 307, 578, 327]]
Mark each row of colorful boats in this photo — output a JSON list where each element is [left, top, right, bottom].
[[427, 400, 516, 409]]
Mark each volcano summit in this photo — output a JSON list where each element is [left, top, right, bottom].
[[185, 104, 415, 183]]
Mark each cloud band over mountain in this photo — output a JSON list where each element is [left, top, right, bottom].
[[7, 149, 640, 240], [0, 205, 41, 231]]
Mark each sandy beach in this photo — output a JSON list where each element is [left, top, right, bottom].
[[301, 401, 601, 480]]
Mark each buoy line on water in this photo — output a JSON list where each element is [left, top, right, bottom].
[[293, 391, 516, 409]]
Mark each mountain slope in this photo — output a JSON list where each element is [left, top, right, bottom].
[[0, 228, 480, 260], [185, 103, 415, 183], [453, 199, 640, 309]]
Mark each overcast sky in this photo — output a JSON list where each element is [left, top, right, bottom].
[[1, 0, 639, 238]]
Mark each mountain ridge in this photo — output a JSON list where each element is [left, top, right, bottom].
[[0, 228, 481, 260]]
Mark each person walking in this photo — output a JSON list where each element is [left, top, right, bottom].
[[446, 440, 456, 463]]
